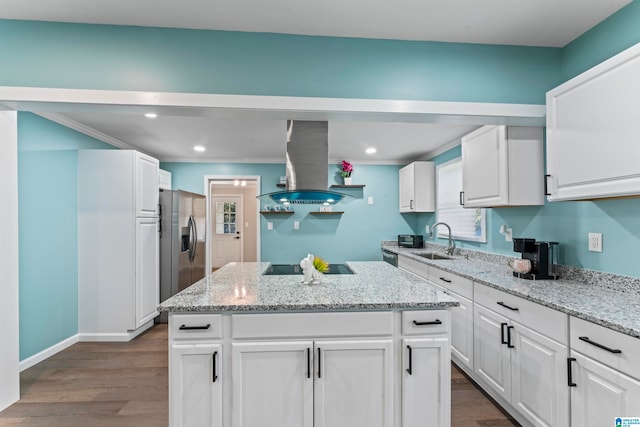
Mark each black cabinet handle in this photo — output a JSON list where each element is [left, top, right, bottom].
[[497, 302, 519, 311], [317, 347, 322, 379], [459, 191, 464, 206], [567, 357, 577, 387], [306, 348, 311, 379], [579, 336, 622, 354], [406, 345, 413, 375], [212, 351, 218, 383], [439, 277, 452, 284], [544, 174, 551, 196], [501, 322, 508, 345], [413, 319, 442, 326], [179, 324, 211, 330], [507, 325, 515, 348]]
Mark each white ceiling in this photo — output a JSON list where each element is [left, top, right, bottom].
[[0, 0, 630, 48], [3, 0, 629, 163]]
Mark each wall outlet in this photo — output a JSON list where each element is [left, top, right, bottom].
[[588, 232, 603, 252], [368, 196, 374, 205], [267, 222, 273, 231], [294, 221, 300, 230]]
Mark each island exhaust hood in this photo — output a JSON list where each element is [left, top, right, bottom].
[[258, 120, 350, 205]]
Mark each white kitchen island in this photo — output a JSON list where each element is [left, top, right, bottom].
[[158, 261, 459, 427]]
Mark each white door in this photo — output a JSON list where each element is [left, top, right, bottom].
[[511, 322, 569, 427], [399, 163, 415, 212], [211, 196, 243, 269], [461, 125, 509, 207], [135, 217, 159, 328], [402, 338, 451, 427], [450, 292, 474, 371], [570, 351, 640, 427], [170, 343, 222, 427], [474, 304, 511, 402], [314, 340, 393, 427], [231, 341, 313, 427]]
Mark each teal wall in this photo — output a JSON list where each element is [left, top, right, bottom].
[[0, 19, 562, 104], [17, 113, 113, 360], [161, 162, 416, 263], [561, 1, 640, 79]]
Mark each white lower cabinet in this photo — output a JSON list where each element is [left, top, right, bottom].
[[474, 283, 569, 427], [402, 338, 450, 427], [569, 315, 640, 426], [448, 292, 473, 372], [170, 343, 222, 427], [169, 311, 450, 427], [231, 342, 313, 427]]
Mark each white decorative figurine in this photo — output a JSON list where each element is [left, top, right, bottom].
[[300, 254, 322, 285]]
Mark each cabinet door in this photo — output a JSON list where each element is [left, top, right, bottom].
[[511, 322, 569, 427], [136, 152, 159, 216], [570, 351, 640, 427], [462, 125, 509, 207], [402, 338, 451, 427], [399, 163, 415, 212], [170, 343, 222, 427], [314, 340, 393, 427], [135, 217, 159, 328], [474, 303, 511, 402], [450, 292, 473, 371], [232, 342, 313, 427], [546, 44, 640, 201]]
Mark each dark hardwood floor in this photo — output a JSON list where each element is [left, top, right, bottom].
[[0, 324, 518, 426]]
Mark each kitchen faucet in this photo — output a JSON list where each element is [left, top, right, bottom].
[[430, 222, 456, 256]]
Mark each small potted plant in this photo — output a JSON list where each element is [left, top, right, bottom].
[[339, 160, 354, 185]]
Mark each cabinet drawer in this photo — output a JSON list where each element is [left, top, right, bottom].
[[474, 283, 567, 344], [398, 256, 429, 280], [571, 316, 640, 381], [232, 312, 393, 339], [402, 310, 449, 335], [170, 313, 223, 340], [429, 266, 472, 300]]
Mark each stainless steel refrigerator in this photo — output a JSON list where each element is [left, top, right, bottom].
[[157, 189, 206, 322]]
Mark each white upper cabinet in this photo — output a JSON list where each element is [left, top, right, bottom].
[[546, 42, 640, 201], [158, 169, 172, 190], [136, 152, 160, 216], [461, 125, 544, 208], [399, 161, 435, 213]]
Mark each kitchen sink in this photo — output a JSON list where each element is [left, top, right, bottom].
[[413, 252, 453, 260]]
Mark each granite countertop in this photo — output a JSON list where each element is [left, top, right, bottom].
[[158, 261, 459, 313], [385, 246, 640, 339]]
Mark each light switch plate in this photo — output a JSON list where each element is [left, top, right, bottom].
[[267, 222, 273, 231], [294, 221, 300, 230]]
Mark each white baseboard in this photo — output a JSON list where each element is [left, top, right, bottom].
[[19, 333, 79, 372], [78, 321, 155, 342]]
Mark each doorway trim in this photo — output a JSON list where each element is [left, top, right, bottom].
[[204, 175, 261, 274]]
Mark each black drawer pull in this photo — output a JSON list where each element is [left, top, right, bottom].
[[544, 174, 551, 196], [306, 348, 311, 379], [497, 301, 519, 311], [317, 347, 322, 379], [567, 357, 577, 387], [579, 336, 622, 354], [439, 277, 452, 283], [413, 319, 442, 326], [459, 191, 464, 206], [406, 345, 413, 375], [179, 324, 211, 330]]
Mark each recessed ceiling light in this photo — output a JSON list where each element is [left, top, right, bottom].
[[193, 146, 206, 152], [366, 147, 377, 154], [144, 112, 157, 119]]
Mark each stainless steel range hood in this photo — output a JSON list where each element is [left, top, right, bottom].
[[259, 120, 350, 204]]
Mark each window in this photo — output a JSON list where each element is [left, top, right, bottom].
[[215, 201, 237, 234], [436, 158, 486, 242]]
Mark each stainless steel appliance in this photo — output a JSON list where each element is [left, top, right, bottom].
[[512, 238, 559, 280], [398, 234, 424, 248], [381, 249, 398, 267], [157, 189, 206, 322]]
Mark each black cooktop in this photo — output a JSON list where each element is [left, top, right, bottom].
[[263, 264, 354, 275]]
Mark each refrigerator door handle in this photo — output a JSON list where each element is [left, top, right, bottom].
[[190, 215, 197, 262]]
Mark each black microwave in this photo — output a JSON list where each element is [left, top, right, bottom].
[[398, 234, 424, 248]]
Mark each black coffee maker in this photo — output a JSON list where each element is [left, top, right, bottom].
[[512, 238, 560, 280]]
